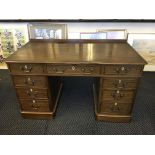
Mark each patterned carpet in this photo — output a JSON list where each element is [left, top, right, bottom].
[[0, 70, 155, 135]]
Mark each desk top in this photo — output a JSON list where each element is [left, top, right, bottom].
[[6, 39, 147, 65]]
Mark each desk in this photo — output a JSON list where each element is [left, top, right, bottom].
[[5, 39, 147, 122]]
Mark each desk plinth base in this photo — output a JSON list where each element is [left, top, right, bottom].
[[95, 113, 131, 122], [21, 111, 53, 119], [21, 83, 63, 120], [93, 84, 132, 123]]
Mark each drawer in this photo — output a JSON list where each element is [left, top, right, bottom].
[[47, 64, 100, 75], [16, 88, 49, 99], [20, 99, 50, 112], [101, 90, 135, 102], [102, 77, 139, 90], [103, 65, 143, 76], [100, 101, 132, 115], [12, 76, 47, 88], [9, 63, 44, 74]]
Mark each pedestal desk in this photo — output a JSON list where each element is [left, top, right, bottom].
[[5, 39, 147, 122]]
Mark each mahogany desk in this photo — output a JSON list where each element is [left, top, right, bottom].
[[5, 39, 147, 122]]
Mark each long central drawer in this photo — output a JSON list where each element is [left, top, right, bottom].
[[47, 64, 100, 75]]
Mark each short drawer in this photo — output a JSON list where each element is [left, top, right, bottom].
[[101, 90, 135, 102], [47, 64, 100, 75], [103, 65, 143, 76], [9, 63, 44, 74], [100, 101, 132, 115], [12, 75, 47, 88], [101, 77, 139, 90], [20, 99, 50, 112], [16, 88, 49, 99]]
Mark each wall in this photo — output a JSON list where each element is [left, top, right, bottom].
[[66, 22, 155, 33]]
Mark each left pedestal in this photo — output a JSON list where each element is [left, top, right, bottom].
[[8, 63, 62, 119]]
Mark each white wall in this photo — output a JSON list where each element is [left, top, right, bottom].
[[66, 22, 155, 33], [1, 22, 155, 35]]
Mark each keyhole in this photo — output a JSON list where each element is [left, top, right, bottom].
[[114, 102, 118, 106], [116, 90, 120, 94], [121, 67, 125, 71], [72, 66, 75, 70]]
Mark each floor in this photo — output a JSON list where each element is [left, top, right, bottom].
[[0, 70, 155, 135]]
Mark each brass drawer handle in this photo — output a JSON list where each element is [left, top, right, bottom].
[[115, 66, 129, 74], [111, 90, 124, 100], [111, 103, 120, 111], [56, 71, 64, 74], [32, 104, 40, 110], [24, 77, 35, 86], [111, 106, 120, 112], [81, 68, 85, 72], [113, 80, 127, 88], [20, 65, 32, 73], [27, 89, 38, 97], [83, 72, 92, 75], [31, 100, 40, 110], [81, 67, 94, 74], [52, 67, 65, 74], [88, 67, 95, 72]]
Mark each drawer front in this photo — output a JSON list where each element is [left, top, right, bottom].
[[20, 99, 50, 112], [13, 76, 47, 88], [100, 101, 132, 115], [101, 90, 135, 102], [16, 88, 48, 99], [102, 77, 139, 90], [9, 63, 44, 74], [47, 64, 100, 75], [104, 65, 143, 76]]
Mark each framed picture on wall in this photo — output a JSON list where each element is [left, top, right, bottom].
[[80, 32, 107, 39], [97, 29, 127, 39], [127, 33, 155, 71], [0, 24, 29, 58], [28, 23, 68, 39]]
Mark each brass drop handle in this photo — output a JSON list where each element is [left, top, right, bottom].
[[113, 79, 126, 89], [115, 66, 128, 74], [27, 88, 33, 96], [81, 68, 85, 72], [56, 71, 64, 74], [53, 67, 64, 74], [24, 77, 35, 86], [115, 67, 120, 74], [20, 65, 32, 73], [31, 100, 40, 110], [81, 67, 93, 74], [52, 67, 57, 72], [113, 80, 119, 87], [111, 90, 124, 100], [111, 102, 120, 111], [27, 89, 37, 97], [89, 67, 94, 72]]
